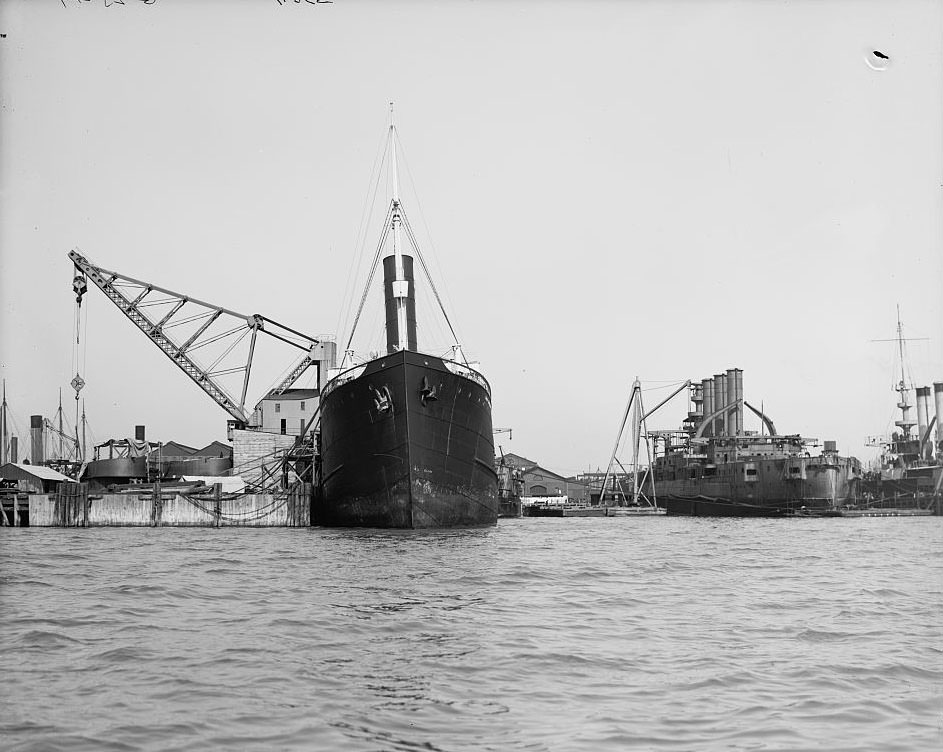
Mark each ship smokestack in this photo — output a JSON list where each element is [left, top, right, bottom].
[[916, 386, 931, 459], [714, 373, 727, 435], [135, 425, 146, 442], [30, 415, 44, 465], [383, 254, 417, 354], [10, 436, 17, 463], [726, 368, 743, 436], [934, 382, 943, 458], [701, 378, 714, 436]]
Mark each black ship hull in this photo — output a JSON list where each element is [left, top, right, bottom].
[[316, 350, 498, 528], [664, 495, 788, 517]]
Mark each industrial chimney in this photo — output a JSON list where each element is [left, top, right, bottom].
[[30, 415, 44, 465]]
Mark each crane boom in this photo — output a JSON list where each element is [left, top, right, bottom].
[[69, 249, 320, 425]]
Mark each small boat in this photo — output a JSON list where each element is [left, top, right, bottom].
[[315, 109, 498, 528]]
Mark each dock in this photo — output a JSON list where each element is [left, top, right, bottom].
[[9, 482, 311, 527]]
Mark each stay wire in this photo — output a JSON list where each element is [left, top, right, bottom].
[[337, 130, 392, 339], [393, 129, 463, 347], [400, 210, 463, 362]]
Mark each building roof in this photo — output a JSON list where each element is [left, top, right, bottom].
[[0, 463, 74, 482], [502, 452, 538, 470], [191, 441, 232, 458], [524, 464, 569, 482], [146, 441, 198, 458], [261, 388, 320, 401]]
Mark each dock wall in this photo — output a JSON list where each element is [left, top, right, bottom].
[[28, 483, 311, 527]]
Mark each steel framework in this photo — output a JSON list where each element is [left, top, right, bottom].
[[69, 249, 321, 426]]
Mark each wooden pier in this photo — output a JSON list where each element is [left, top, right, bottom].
[[12, 482, 312, 527]]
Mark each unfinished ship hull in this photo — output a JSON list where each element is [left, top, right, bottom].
[[658, 454, 860, 515], [316, 350, 498, 528]]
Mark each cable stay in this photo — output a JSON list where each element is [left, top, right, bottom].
[[69, 249, 324, 426], [600, 379, 692, 508], [339, 108, 468, 368]]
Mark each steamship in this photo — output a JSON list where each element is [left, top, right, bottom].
[[314, 112, 498, 528], [650, 369, 862, 516], [862, 315, 942, 508]]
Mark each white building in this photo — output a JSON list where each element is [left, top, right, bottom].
[[253, 388, 320, 437]]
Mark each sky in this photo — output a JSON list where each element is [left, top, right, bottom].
[[1, 0, 941, 477]]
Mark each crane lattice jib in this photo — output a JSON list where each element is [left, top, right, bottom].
[[69, 249, 319, 425]]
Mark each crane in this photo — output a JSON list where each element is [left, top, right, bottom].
[[69, 249, 328, 427]]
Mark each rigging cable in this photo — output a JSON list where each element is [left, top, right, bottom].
[[400, 210, 465, 363], [344, 201, 395, 354], [337, 128, 392, 342], [393, 128, 463, 348]]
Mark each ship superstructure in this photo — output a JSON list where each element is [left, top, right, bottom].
[[650, 368, 861, 514]]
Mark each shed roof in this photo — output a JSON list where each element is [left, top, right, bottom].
[[0, 463, 74, 482], [261, 388, 320, 401]]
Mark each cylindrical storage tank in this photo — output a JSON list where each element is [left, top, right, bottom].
[[30, 415, 44, 465], [714, 374, 727, 435], [916, 387, 931, 457]]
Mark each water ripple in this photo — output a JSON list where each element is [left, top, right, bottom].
[[1, 519, 940, 751]]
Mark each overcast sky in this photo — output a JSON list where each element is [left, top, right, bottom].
[[1, 0, 941, 476]]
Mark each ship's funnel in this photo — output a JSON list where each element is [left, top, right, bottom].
[[701, 378, 714, 418], [934, 382, 943, 458], [714, 374, 727, 435], [30, 415, 44, 465], [916, 386, 931, 459], [700, 378, 714, 436], [10, 436, 17, 464], [726, 368, 743, 436], [383, 254, 417, 354]]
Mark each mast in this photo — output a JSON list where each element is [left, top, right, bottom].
[[1, 380, 7, 465], [57, 389, 64, 461], [383, 102, 417, 354], [894, 305, 915, 439]]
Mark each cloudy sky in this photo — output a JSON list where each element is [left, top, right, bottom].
[[1, 0, 940, 476]]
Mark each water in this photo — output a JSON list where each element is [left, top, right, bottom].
[[1, 518, 941, 751]]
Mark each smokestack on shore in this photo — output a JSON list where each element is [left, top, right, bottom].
[[30, 415, 44, 465]]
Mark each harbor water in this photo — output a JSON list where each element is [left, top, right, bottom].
[[1, 518, 941, 751]]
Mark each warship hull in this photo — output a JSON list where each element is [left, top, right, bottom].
[[656, 455, 860, 514], [316, 350, 498, 528]]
